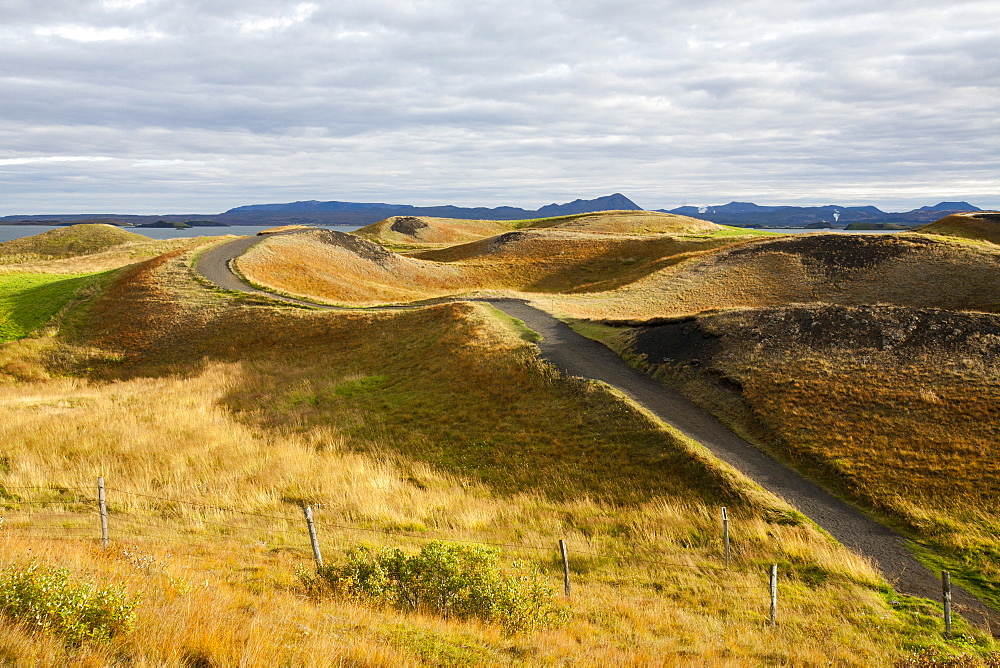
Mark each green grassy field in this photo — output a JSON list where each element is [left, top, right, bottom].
[[0, 272, 106, 342]]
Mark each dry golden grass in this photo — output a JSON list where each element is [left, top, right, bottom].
[[355, 210, 725, 250], [235, 227, 758, 305], [606, 304, 1000, 611], [242, 228, 1000, 319], [916, 212, 1000, 245], [548, 232, 1000, 320], [0, 245, 987, 663], [235, 229, 469, 305], [521, 210, 723, 236], [355, 215, 514, 247]]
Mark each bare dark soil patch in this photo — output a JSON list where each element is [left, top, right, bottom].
[[974, 213, 1000, 223], [314, 229, 396, 266], [717, 305, 1000, 354], [721, 234, 938, 271], [621, 305, 1000, 363], [625, 318, 720, 367], [488, 231, 527, 249], [389, 216, 429, 235]]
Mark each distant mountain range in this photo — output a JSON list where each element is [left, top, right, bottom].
[[0, 194, 987, 228], [0, 193, 642, 227], [662, 201, 983, 228]]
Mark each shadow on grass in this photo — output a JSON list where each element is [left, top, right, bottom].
[[74, 297, 748, 509]]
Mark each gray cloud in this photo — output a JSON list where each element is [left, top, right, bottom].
[[1, 0, 998, 213]]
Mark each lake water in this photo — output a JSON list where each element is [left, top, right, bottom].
[[0, 224, 364, 243]]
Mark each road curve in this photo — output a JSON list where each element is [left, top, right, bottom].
[[196, 234, 998, 632]]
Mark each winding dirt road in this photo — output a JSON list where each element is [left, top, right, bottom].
[[196, 234, 997, 632]]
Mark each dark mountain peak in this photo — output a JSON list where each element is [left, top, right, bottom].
[[225, 200, 402, 214], [916, 201, 980, 212], [714, 201, 770, 213], [535, 193, 641, 217]]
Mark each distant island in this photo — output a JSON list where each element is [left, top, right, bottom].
[[136, 220, 229, 229]]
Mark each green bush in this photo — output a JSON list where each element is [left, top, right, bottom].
[[300, 541, 566, 632], [0, 562, 139, 645]]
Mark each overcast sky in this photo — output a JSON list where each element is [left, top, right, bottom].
[[1, 0, 998, 214]]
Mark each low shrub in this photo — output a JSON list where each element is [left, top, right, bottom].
[[0, 562, 139, 645], [300, 541, 566, 632]]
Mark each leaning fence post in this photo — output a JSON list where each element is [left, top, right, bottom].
[[559, 539, 571, 597], [769, 564, 778, 627], [943, 571, 953, 638], [304, 505, 323, 569], [722, 507, 730, 569], [97, 476, 108, 548]]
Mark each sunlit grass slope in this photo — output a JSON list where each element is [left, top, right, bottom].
[[413, 229, 752, 293], [236, 226, 764, 305], [355, 215, 513, 247], [355, 209, 726, 249], [0, 244, 987, 663], [516, 209, 724, 235], [551, 232, 1000, 319], [915, 212, 1000, 245], [235, 229, 469, 305], [602, 304, 1000, 610]]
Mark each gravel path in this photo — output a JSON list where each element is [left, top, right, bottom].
[[196, 235, 998, 633]]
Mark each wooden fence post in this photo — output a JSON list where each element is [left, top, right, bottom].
[[770, 564, 778, 627], [97, 476, 108, 548], [559, 539, 570, 597], [304, 506, 323, 569], [722, 507, 730, 569], [943, 571, 952, 638]]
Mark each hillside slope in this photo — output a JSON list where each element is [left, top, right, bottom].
[[355, 216, 513, 246], [0, 242, 979, 663], [600, 303, 1000, 609], [0, 223, 203, 274], [0, 224, 145, 260], [915, 212, 1000, 245], [356, 210, 726, 248], [553, 232, 1000, 319], [236, 227, 758, 304]]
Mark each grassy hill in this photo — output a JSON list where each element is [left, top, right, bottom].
[[0, 242, 984, 663], [551, 232, 1000, 320], [355, 210, 726, 249], [915, 212, 1000, 245], [583, 304, 1000, 612], [0, 223, 205, 274], [236, 224, 764, 305], [0, 224, 145, 260], [355, 215, 514, 247]]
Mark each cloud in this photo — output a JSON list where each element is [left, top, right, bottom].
[[237, 3, 317, 34], [0, 0, 998, 213]]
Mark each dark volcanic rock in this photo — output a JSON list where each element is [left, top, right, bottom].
[[721, 234, 938, 271], [389, 216, 430, 235], [314, 229, 396, 266]]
